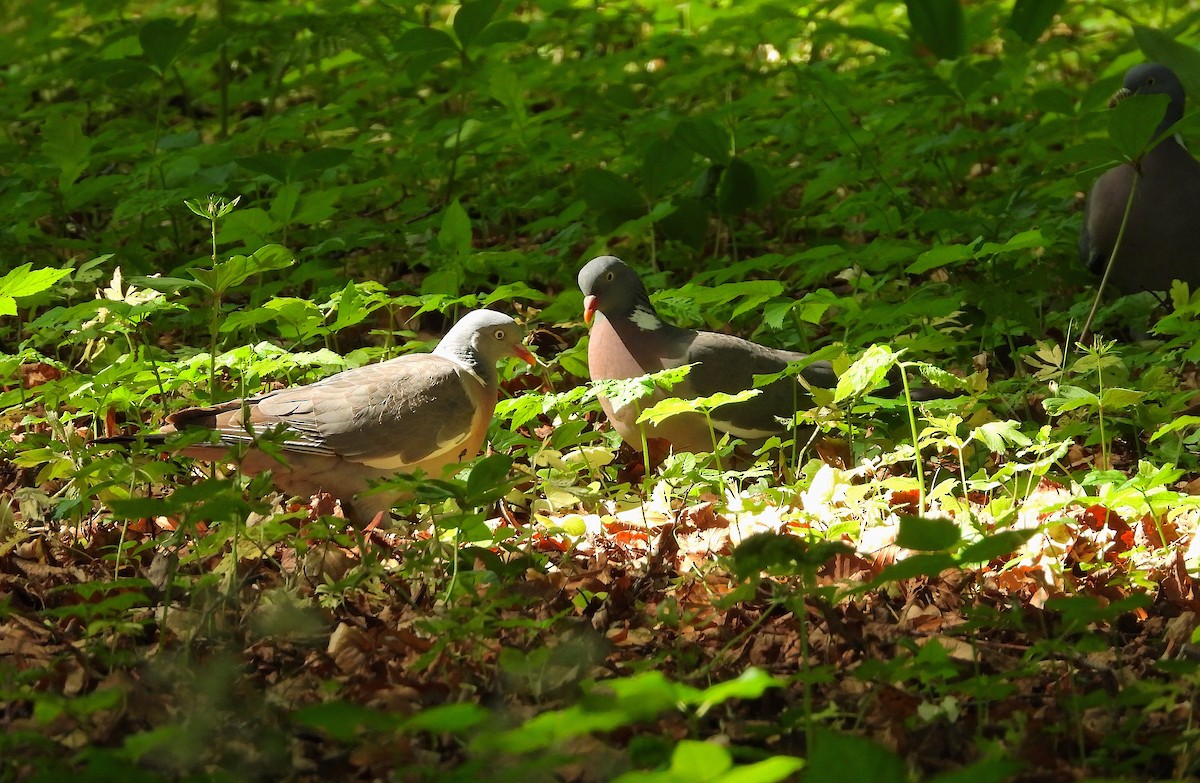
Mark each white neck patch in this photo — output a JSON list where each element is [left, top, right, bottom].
[[629, 306, 662, 330]]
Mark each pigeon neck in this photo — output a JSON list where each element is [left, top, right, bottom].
[[435, 344, 494, 387]]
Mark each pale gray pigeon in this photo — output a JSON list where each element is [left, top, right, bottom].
[[102, 310, 536, 522]]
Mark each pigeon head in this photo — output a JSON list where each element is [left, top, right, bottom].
[[578, 255, 657, 327], [1110, 63, 1186, 134], [436, 310, 536, 372]]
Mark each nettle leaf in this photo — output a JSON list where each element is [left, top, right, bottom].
[[636, 388, 760, 426], [1098, 387, 1146, 409], [834, 344, 899, 403], [591, 365, 693, 411], [139, 16, 196, 73], [1108, 93, 1169, 162], [1150, 415, 1200, 443], [0, 264, 73, 301], [465, 453, 515, 506]]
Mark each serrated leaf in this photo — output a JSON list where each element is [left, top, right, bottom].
[[972, 420, 1032, 452], [636, 388, 760, 426], [41, 113, 91, 187], [0, 265, 73, 299], [834, 344, 898, 402]]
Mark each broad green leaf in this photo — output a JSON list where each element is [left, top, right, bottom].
[[1098, 387, 1146, 409], [139, 16, 195, 72], [291, 701, 396, 742], [955, 530, 1035, 564], [714, 756, 805, 783], [1150, 415, 1200, 442], [673, 118, 730, 164], [717, 156, 760, 214], [895, 515, 961, 551], [1109, 93, 1169, 161], [395, 26, 458, 53], [439, 199, 473, 257], [905, 0, 965, 61], [454, 0, 500, 50], [41, 113, 92, 187], [0, 264, 72, 300], [695, 669, 782, 714], [401, 703, 489, 733], [1041, 385, 1099, 415], [578, 169, 644, 215], [1134, 26, 1200, 101], [907, 244, 973, 274], [636, 388, 760, 426], [465, 453, 514, 505], [972, 420, 1032, 452], [668, 740, 732, 777], [805, 729, 906, 783], [1007, 0, 1064, 45], [834, 344, 898, 402], [591, 365, 693, 411], [474, 20, 529, 47], [870, 553, 957, 583]]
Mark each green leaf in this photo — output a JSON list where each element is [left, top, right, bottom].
[[636, 388, 760, 426], [834, 344, 898, 402], [673, 118, 731, 164], [971, 420, 1032, 452], [717, 156, 760, 214], [1007, 0, 1064, 45], [439, 199, 473, 257], [291, 701, 397, 742], [695, 669, 782, 714], [139, 16, 196, 72], [907, 243, 973, 274], [805, 729, 906, 783], [870, 553, 957, 584], [1098, 387, 1146, 409], [1134, 26, 1200, 100], [578, 169, 644, 215], [1150, 415, 1200, 443], [955, 530, 1034, 564], [591, 365, 692, 411], [714, 756, 805, 783], [1108, 93, 1169, 161], [395, 26, 459, 53], [454, 0, 500, 50], [1041, 385, 1099, 416], [465, 453, 514, 505], [895, 515, 961, 551], [0, 264, 72, 300], [401, 703, 489, 733], [41, 113, 92, 187], [905, 0, 965, 60], [474, 20, 529, 47]]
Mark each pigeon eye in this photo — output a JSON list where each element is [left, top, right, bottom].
[[1147, 77, 1157, 85], [605, 271, 615, 281], [493, 329, 506, 340]]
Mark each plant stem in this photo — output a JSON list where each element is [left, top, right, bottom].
[[1082, 167, 1140, 340]]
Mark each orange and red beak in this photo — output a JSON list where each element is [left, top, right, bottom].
[[583, 294, 598, 326], [512, 344, 537, 366]]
